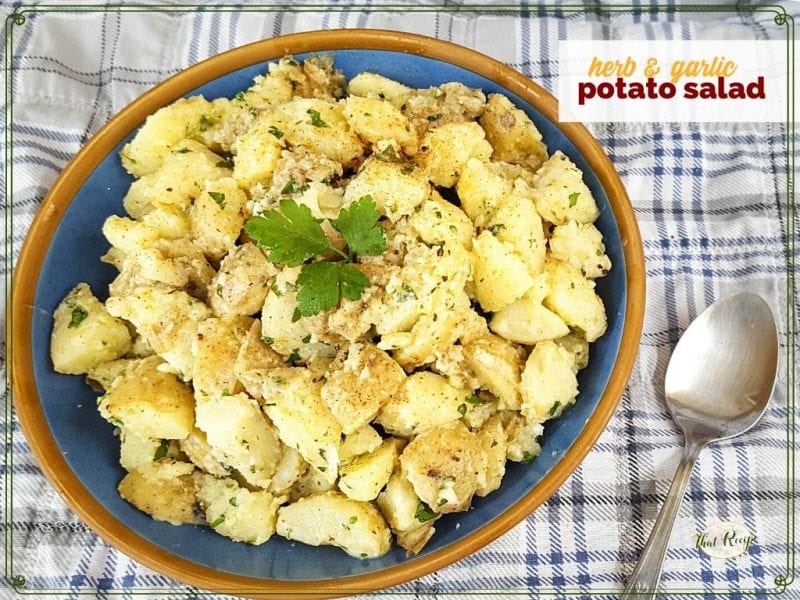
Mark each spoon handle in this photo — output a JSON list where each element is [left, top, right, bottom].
[[623, 440, 704, 597]]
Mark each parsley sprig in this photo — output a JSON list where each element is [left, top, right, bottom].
[[244, 196, 387, 317]]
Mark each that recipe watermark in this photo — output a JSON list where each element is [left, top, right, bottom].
[[694, 521, 757, 559], [558, 40, 787, 123]]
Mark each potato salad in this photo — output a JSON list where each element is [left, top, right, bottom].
[[50, 55, 610, 558]]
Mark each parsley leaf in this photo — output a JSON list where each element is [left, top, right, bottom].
[[331, 195, 387, 256], [295, 262, 370, 317], [68, 305, 88, 328], [568, 192, 580, 207], [268, 125, 284, 139], [414, 501, 436, 523], [522, 451, 536, 463], [244, 197, 383, 317], [244, 200, 330, 266], [549, 400, 562, 416], [306, 108, 328, 128], [457, 403, 467, 416]]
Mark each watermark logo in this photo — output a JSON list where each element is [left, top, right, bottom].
[[694, 521, 756, 559]]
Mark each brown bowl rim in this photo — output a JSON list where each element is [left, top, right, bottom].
[[10, 28, 645, 599]]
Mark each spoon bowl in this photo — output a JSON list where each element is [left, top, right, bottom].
[[664, 293, 779, 444], [625, 293, 779, 596]]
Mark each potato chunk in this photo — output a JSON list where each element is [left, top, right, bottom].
[[471, 231, 534, 312], [338, 439, 403, 502], [476, 415, 508, 496], [190, 177, 248, 261], [269, 445, 307, 496], [486, 180, 547, 276], [543, 259, 608, 342], [479, 93, 548, 172], [192, 316, 253, 400], [210, 243, 277, 318], [532, 151, 599, 225], [377, 472, 427, 534], [343, 96, 417, 155], [232, 113, 283, 188], [195, 392, 282, 489], [103, 204, 190, 255], [418, 122, 492, 187], [99, 356, 194, 439], [234, 320, 285, 396], [121, 96, 214, 177], [548, 220, 611, 279], [339, 424, 383, 464], [409, 194, 474, 248], [51, 283, 131, 375], [260, 368, 342, 479], [86, 358, 136, 391], [490, 287, 570, 346], [105, 287, 211, 380], [376, 472, 436, 556], [342, 157, 429, 221], [400, 422, 483, 514], [347, 72, 412, 108], [455, 158, 513, 227], [108, 238, 215, 301], [376, 371, 467, 437], [119, 428, 162, 472], [271, 98, 363, 166], [118, 459, 200, 525], [179, 427, 229, 477], [462, 335, 524, 411], [520, 340, 578, 423], [501, 411, 544, 462], [321, 343, 406, 434], [276, 491, 391, 558], [123, 141, 231, 217], [196, 474, 281, 545]]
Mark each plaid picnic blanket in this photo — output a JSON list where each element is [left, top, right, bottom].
[[2, 2, 796, 598]]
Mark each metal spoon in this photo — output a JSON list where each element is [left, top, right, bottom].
[[624, 293, 779, 597]]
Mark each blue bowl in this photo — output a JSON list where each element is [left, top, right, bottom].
[[14, 30, 644, 595]]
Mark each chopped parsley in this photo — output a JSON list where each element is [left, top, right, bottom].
[[281, 178, 308, 195], [153, 440, 169, 461], [268, 125, 284, 139], [568, 192, 580, 207], [522, 451, 536, 463], [208, 191, 226, 209], [68, 305, 88, 328], [465, 394, 487, 405], [209, 514, 226, 528], [306, 108, 328, 128], [549, 400, 562, 416], [457, 403, 467, 416], [414, 501, 436, 523]]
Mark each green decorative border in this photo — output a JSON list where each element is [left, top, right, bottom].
[[3, 2, 796, 597]]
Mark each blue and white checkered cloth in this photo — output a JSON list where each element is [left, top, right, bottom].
[[2, 2, 797, 598]]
